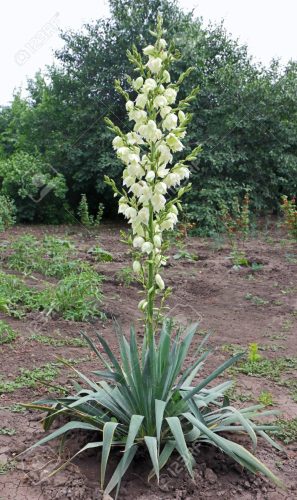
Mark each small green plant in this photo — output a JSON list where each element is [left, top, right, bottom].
[[78, 194, 91, 227], [0, 320, 17, 344], [115, 266, 134, 286], [42, 268, 105, 321], [0, 195, 16, 232], [0, 427, 16, 436], [258, 391, 274, 406], [281, 196, 297, 240], [272, 417, 297, 444], [94, 203, 104, 226], [245, 293, 269, 306], [0, 271, 41, 317], [88, 245, 113, 262], [30, 333, 87, 348], [0, 363, 60, 394], [220, 192, 251, 267], [78, 194, 104, 229], [248, 343, 262, 362], [5, 235, 78, 278], [234, 355, 297, 380], [173, 250, 197, 261]]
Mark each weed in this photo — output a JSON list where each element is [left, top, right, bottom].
[[3, 235, 78, 278], [0, 271, 41, 317], [248, 343, 262, 362], [173, 250, 198, 261], [272, 418, 297, 444], [0, 320, 17, 344], [78, 194, 104, 229], [42, 268, 105, 321], [258, 391, 274, 406], [88, 245, 113, 262], [234, 356, 297, 381], [0, 404, 26, 413], [116, 266, 134, 286], [0, 427, 16, 436], [0, 460, 16, 475], [245, 293, 269, 306], [281, 196, 297, 240], [30, 333, 87, 348], [0, 363, 60, 394]]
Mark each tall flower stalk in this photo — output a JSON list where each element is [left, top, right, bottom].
[[105, 16, 200, 342]]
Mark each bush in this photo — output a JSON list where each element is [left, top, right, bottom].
[[0, 152, 68, 223], [0, 195, 16, 232], [281, 196, 297, 240]]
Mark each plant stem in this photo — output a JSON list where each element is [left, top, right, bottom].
[[146, 202, 155, 345]]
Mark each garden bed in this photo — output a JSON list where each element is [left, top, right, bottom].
[[0, 223, 296, 499]]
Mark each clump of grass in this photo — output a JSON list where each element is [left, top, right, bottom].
[[0, 363, 60, 394], [41, 267, 105, 321], [30, 333, 87, 348], [0, 320, 17, 344], [272, 418, 297, 444]]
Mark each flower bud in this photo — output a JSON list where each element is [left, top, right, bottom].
[[133, 260, 141, 274], [156, 274, 165, 290]]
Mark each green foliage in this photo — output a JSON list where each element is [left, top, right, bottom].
[[0, 271, 41, 317], [272, 418, 297, 444], [0, 195, 16, 232], [2, 235, 80, 278], [248, 343, 262, 362], [88, 245, 113, 262], [0, 152, 68, 223], [245, 293, 269, 306], [173, 250, 197, 261], [281, 196, 297, 240], [41, 268, 105, 321], [78, 194, 105, 228], [0, 363, 60, 393], [0, 1, 296, 226], [30, 333, 87, 348], [0, 427, 16, 436], [0, 320, 17, 344], [25, 322, 281, 497], [258, 391, 274, 407], [115, 266, 134, 285], [234, 355, 297, 381]]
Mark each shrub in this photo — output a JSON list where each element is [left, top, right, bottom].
[[0, 195, 16, 232], [281, 196, 297, 240], [78, 194, 104, 229], [0, 151, 67, 223]]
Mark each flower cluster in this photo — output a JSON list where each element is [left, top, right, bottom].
[[105, 17, 200, 329]]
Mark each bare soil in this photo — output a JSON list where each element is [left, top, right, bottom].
[[0, 223, 297, 499]]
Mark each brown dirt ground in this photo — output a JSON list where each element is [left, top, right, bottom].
[[0, 222, 297, 499]]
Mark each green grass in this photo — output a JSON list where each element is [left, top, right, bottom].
[[0, 320, 17, 344], [245, 293, 269, 306], [30, 333, 87, 348], [2, 235, 79, 278], [272, 418, 297, 444], [0, 363, 60, 393], [233, 356, 297, 381]]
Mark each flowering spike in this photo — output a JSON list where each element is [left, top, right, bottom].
[[105, 17, 201, 339]]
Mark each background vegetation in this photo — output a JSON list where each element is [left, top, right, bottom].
[[0, 0, 296, 233]]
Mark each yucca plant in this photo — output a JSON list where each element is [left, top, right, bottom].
[[23, 15, 282, 499], [24, 321, 281, 498]]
